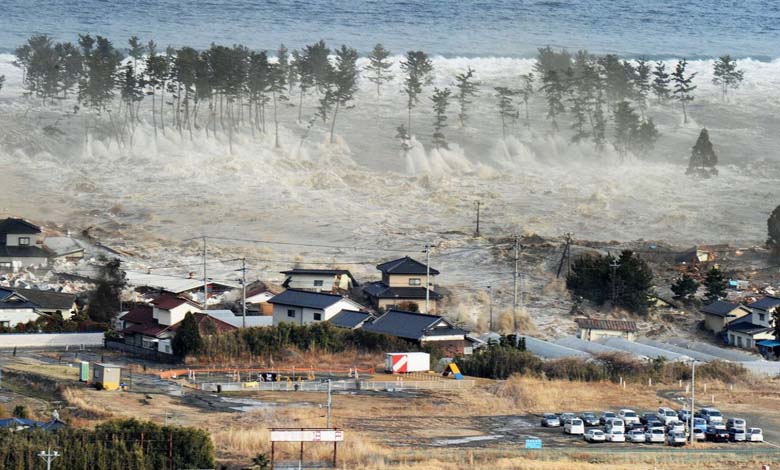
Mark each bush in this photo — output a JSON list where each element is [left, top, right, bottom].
[[455, 345, 543, 379]]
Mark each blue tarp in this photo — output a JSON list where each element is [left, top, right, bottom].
[[0, 418, 66, 430], [757, 340, 780, 347]]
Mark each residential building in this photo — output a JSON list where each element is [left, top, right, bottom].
[[269, 289, 364, 326], [328, 310, 374, 329], [0, 287, 78, 327], [0, 218, 50, 270], [205, 309, 273, 328], [700, 300, 750, 333], [44, 236, 86, 262], [280, 268, 358, 293], [0, 291, 38, 328], [725, 320, 774, 350], [363, 256, 442, 313], [362, 309, 474, 355], [244, 283, 279, 315], [124, 270, 239, 305], [575, 318, 638, 342], [746, 296, 780, 325]]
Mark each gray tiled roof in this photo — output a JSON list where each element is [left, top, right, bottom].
[[328, 310, 373, 329], [363, 281, 442, 300], [701, 300, 742, 317], [14, 288, 76, 311], [376, 256, 439, 275], [747, 296, 780, 311], [280, 268, 358, 284], [362, 309, 467, 340], [268, 289, 349, 309], [726, 320, 773, 335], [0, 218, 41, 234]]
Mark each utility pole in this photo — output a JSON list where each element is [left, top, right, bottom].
[[487, 285, 494, 331], [425, 244, 431, 314], [326, 379, 333, 428], [239, 258, 247, 329], [475, 201, 481, 237], [690, 360, 696, 446], [512, 235, 519, 330], [610, 257, 620, 307], [38, 447, 59, 470], [202, 236, 208, 311]]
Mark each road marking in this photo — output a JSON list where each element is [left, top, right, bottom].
[[762, 440, 780, 448]]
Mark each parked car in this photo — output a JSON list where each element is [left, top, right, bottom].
[[580, 412, 600, 427], [541, 413, 561, 427], [600, 411, 617, 425], [559, 412, 576, 423], [699, 407, 724, 424], [618, 409, 640, 426], [692, 417, 708, 433], [646, 419, 665, 430], [693, 427, 706, 441], [565, 418, 585, 435], [729, 428, 747, 442], [627, 429, 646, 443], [657, 407, 678, 425], [747, 427, 764, 442], [605, 418, 625, 434], [606, 429, 626, 443], [584, 429, 606, 443], [706, 425, 729, 442], [726, 418, 746, 431], [677, 409, 692, 422], [666, 432, 687, 447], [645, 428, 665, 443], [666, 420, 685, 434], [640, 412, 656, 425]]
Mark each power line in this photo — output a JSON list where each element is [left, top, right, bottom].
[[184, 235, 419, 253]]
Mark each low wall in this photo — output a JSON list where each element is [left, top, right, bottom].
[[0, 332, 104, 348], [200, 379, 475, 392]]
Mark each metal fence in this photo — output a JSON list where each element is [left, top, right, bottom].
[[199, 379, 475, 393]]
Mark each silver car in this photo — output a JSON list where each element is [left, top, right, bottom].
[[627, 429, 646, 443]]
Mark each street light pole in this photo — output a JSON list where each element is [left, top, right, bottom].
[[690, 360, 696, 446], [38, 447, 59, 470]]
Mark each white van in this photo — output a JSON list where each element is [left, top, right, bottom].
[[564, 418, 585, 435], [605, 418, 625, 433], [618, 409, 640, 426], [699, 407, 723, 424], [657, 407, 677, 425]]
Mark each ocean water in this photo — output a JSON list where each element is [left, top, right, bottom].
[[1, 0, 779, 59]]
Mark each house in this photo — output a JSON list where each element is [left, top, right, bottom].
[[244, 282, 280, 315], [362, 309, 474, 355], [205, 309, 273, 328], [700, 300, 750, 333], [0, 286, 78, 327], [124, 271, 239, 305], [0, 291, 38, 328], [119, 297, 235, 355], [363, 256, 442, 313], [268, 289, 365, 326], [44, 236, 86, 262], [575, 318, 638, 342], [0, 218, 50, 270], [725, 320, 773, 350], [674, 245, 724, 266], [0, 418, 67, 432], [328, 310, 374, 329], [746, 295, 780, 324], [12, 288, 77, 319], [280, 268, 358, 293]]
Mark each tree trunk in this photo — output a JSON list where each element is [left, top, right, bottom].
[[273, 91, 280, 148], [160, 84, 166, 136], [297, 88, 304, 123], [151, 92, 158, 139], [329, 101, 340, 144]]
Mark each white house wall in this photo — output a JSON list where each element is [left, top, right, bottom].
[[0, 308, 40, 327]]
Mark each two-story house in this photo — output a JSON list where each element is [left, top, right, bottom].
[[0, 218, 50, 270], [268, 289, 365, 326], [724, 296, 779, 349], [0, 287, 78, 328], [363, 256, 442, 313], [280, 268, 358, 293]]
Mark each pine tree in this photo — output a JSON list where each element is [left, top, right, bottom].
[[703, 266, 727, 302], [651, 61, 671, 103], [400, 50, 433, 135], [430, 87, 451, 149], [712, 55, 744, 101], [591, 89, 607, 148], [634, 118, 660, 156], [268, 58, 288, 148], [365, 43, 393, 97], [518, 73, 534, 127], [172, 312, 203, 358], [494, 86, 518, 139], [671, 59, 697, 124], [767, 204, 780, 258], [540, 69, 565, 130], [687, 128, 718, 176], [534, 46, 572, 77], [634, 58, 651, 117], [325, 45, 359, 144], [292, 48, 313, 122], [0, 75, 4, 94], [87, 258, 126, 323], [613, 100, 640, 159], [395, 123, 411, 154], [454, 66, 478, 128], [671, 274, 699, 300]]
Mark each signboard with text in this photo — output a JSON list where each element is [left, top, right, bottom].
[[271, 429, 344, 442]]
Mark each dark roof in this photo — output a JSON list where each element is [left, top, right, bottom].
[[0, 218, 41, 234], [747, 296, 780, 311], [725, 320, 773, 336], [122, 322, 171, 337], [171, 312, 236, 333], [0, 245, 50, 258], [0, 291, 38, 310], [363, 281, 443, 300], [281, 268, 358, 285], [329, 310, 373, 329], [122, 305, 154, 324], [268, 289, 351, 309], [151, 295, 200, 310], [122, 311, 235, 338], [701, 300, 743, 317], [14, 288, 75, 310], [0, 418, 64, 430], [575, 318, 638, 332], [362, 309, 467, 340], [376, 256, 439, 275]]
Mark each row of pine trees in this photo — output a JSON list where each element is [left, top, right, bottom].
[[10, 35, 745, 158]]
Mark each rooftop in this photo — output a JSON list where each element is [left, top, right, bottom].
[[0, 218, 41, 234], [362, 309, 467, 341], [726, 320, 773, 336], [363, 281, 443, 300], [281, 268, 358, 284], [268, 289, 354, 309], [329, 310, 373, 329], [376, 256, 439, 276], [12, 288, 76, 311], [747, 296, 780, 312], [151, 295, 200, 311], [575, 318, 638, 333], [701, 300, 744, 317]]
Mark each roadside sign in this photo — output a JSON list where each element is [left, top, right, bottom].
[[525, 438, 542, 449], [271, 429, 344, 442]]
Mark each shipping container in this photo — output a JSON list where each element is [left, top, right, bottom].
[[385, 352, 430, 373]]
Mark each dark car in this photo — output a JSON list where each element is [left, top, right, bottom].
[[646, 419, 664, 430], [640, 412, 656, 425], [706, 425, 729, 442], [541, 413, 561, 427], [580, 412, 600, 427]]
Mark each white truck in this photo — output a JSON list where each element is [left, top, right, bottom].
[[385, 352, 430, 373]]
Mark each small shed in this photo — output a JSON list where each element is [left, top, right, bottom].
[[575, 318, 638, 342], [93, 363, 122, 391]]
